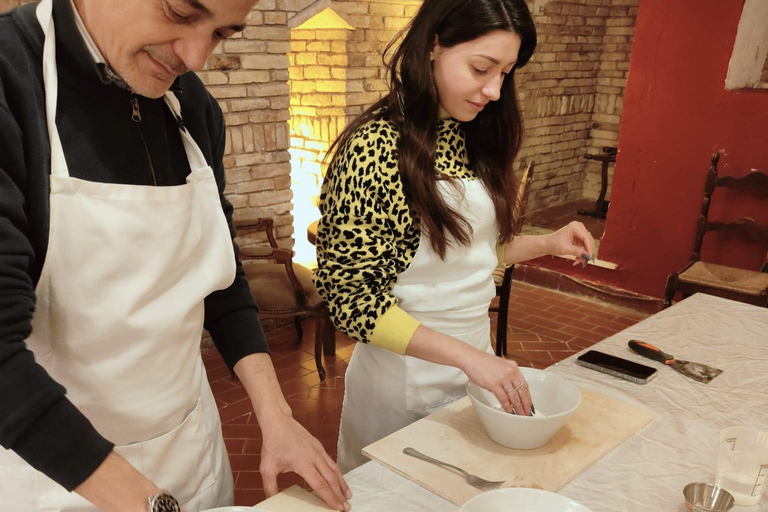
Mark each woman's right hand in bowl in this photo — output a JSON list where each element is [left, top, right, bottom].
[[461, 350, 532, 415]]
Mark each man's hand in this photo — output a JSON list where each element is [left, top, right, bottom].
[[233, 353, 352, 511], [74, 450, 164, 512], [260, 413, 352, 511]]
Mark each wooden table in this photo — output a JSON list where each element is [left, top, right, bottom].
[[257, 294, 768, 510]]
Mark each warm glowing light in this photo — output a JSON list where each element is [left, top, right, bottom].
[[289, 21, 351, 267], [289, 131, 326, 267]]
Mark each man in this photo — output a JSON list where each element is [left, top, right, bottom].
[[0, 0, 351, 511]]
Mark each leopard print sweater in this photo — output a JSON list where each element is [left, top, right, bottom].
[[313, 115, 502, 354]]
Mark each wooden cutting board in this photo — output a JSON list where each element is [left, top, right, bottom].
[[254, 485, 332, 511], [362, 388, 653, 506]]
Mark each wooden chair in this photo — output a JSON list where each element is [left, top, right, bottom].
[[492, 161, 535, 357], [235, 218, 336, 380], [578, 146, 617, 219], [663, 153, 768, 308]]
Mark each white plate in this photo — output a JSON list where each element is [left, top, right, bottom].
[[201, 507, 271, 512], [459, 488, 593, 512]]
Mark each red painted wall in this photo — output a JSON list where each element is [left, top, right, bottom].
[[543, 0, 768, 298]]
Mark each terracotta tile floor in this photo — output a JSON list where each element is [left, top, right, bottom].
[[202, 280, 648, 505]]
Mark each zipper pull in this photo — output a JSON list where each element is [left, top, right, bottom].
[[131, 97, 141, 122]]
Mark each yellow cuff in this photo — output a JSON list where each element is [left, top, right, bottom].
[[496, 242, 510, 269], [369, 305, 421, 355]]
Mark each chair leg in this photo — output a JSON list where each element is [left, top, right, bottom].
[[294, 316, 303, 341], [313, 314, 326, 381], [494, 317, 505, 357], [495, 266, 514, 357], [496, 292, 511, 357], [663, 274, 677, 309], [322, 313, 336, 356]]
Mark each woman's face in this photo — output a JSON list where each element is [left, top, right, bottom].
[[431, 29, 522, 122]]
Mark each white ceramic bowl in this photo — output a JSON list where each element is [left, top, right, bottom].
[[460, 488, 593, 512], [467, 367, 581, 449]]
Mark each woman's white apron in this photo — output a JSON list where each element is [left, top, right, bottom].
[[337, 177, 499, 472]]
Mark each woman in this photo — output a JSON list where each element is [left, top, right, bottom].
[[313, 0, 596, 473]]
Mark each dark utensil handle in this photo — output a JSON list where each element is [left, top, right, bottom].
[[628, 340, 674, 364]]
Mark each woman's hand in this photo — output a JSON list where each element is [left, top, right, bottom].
[[546, 221, 596, 266], [460, 350, 532, 416]]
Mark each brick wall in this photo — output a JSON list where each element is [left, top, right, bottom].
[[285, 2, 416, 263], [199, 0, 418, 254], [212, 0, 639, 219], [516, 0, 639, 211], [583, 0, 640, 203], [288, 27, 351, 257], [0, 0, 638, 234]]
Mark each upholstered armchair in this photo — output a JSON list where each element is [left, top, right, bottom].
[[235, 218, 336, 380]]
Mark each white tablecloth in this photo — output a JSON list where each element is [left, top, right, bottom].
[[343, 293, 768, 511]]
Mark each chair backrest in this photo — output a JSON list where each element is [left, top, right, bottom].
[[234, 218, 278, 248], [691, 152, 768, 263], [493, 161, 535, 290], [234, 217, 309, 308], [514, 161, 535, 235]]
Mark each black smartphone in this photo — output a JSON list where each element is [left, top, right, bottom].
[[575, 350, 658, 384]]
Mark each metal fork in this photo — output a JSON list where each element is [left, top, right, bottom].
[[403, 447, 505, 490]]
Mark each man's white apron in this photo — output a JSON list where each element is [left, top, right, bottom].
[[337, 177, 499, 472], [0, 1, 236, 509]]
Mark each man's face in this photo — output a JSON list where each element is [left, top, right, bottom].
[[75, 0, 254, 98]]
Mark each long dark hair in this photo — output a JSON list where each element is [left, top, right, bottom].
[[326, 0, 537, 258]]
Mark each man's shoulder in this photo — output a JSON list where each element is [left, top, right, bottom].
[[177, 71, 209, 99], [0, 5, 44, 115], [0, 4, 42, 56]]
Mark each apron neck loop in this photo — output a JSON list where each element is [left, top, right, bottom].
[[163, 91, 211, 173], [163, 92, 187, 133], [36, 0, 211, 179], [36, 0, 69, 179]]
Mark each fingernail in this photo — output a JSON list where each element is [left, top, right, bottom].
[[346, 489, 353, 499], [581, 252, 591, 261], [344, 501, 352, 511], [581, 260, 588, 269]]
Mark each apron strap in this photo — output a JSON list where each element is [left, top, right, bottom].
[[36, 0, 68, 179], [163, 92, 211, 173], [36, 0, 211, 179]]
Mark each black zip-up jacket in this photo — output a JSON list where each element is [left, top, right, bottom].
[[0, 0, 268, 492]]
